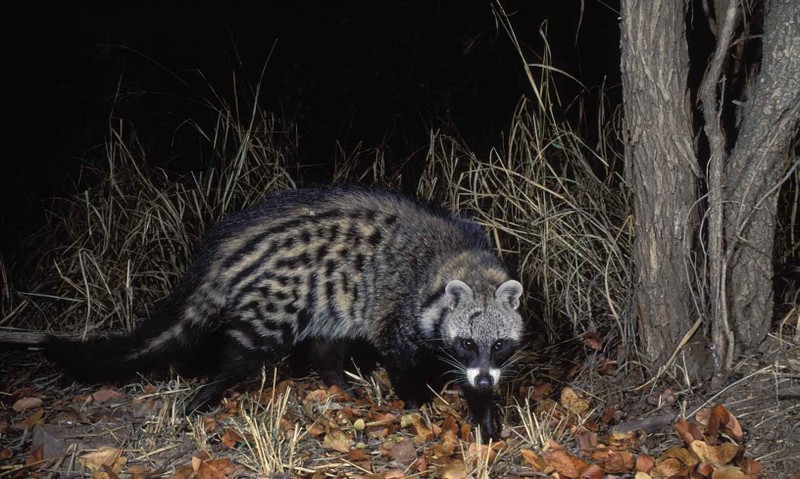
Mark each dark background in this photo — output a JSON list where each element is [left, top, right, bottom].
[[3, 1, 620, 266]]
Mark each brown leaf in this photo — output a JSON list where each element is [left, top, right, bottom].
[[305, 388, 328, 403], [580, 464, 605, 479], [710, 466, 751, 479], [520, 449, 547, 471], [383, 469, 406, 478], [25, 444, 44, 468], [13, 397, 43, 412], [0, 448, 12, 460], [440, 459, 467, 479], [581, 332, 603, 351], [675, 418, 704, 445], [689, 440, 739, 468], [196, 458, 229, 479], [390, 438, 417, 465], [738, 457, 762, 476], [92, 389, 124, 404], [601, 407, 618, 425], [127, 464, 151, 479], [220, 428, 243, 449], [528, 381, 553, 401], [560, 387, 590, 415], [545, 449, 590, 478], [706, 404, 730, 443], [635, 453, 655, 472], [600, 450, 635, 473], [322, 429, 351, 453], [650, 457, 691, 478], [658, 445, 700, 467], [346, 448, 368, 461], [576, 431, 598, 454], [12, 409, 44, 430], [79, 447, 126, 473]]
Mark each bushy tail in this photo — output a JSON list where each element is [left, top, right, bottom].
[[43, 317, 186, 382]]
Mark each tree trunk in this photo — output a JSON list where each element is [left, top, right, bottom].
[[723, 0, 800, 353], [620, 0, 708, 377]]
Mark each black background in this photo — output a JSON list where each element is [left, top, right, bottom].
[[4, 1, 620, 263]]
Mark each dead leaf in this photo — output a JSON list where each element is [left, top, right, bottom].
[[12, 409, 44, 430], [305, 388, 328, 402], [599, 450, 635, 473], [127, 464, 150, 479], [635, 453, 654, 472], [581, 332, 603, 350], [221, 428, 243, 449], [25, 444, 44, 468], [711, 466, 751, 479], [650, 457, 691, 478], [528, 381, 553, 401], [520, 449, 547, 471], [635, 472, 654, 479], [545, 449, 590, 478], [675, 418, 704, 444], [92, 389, 124, 404], [580, 464, 605, 479], [440, 459, 467, 479], [658, 445, 700, 467], [347, 448, 368, 461], [738, 457, 762, 477], [13, 397, 43, 412], [690, 440, 739, 468], [383, 469, 406, 478], [323, 429, 351, 453], [390, 438, 417, 465], [560, 387, 590, 415], [79, 447, 126, 474]]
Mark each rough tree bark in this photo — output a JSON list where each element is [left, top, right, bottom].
[[623, 0, 799, 385], [620, 0, 708, 378], [722, 0, 799, 355]]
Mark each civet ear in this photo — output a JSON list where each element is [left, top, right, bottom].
[[495, 280, 523, 310], [445, 280, 473, 310]]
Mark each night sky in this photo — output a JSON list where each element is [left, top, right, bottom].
[[4, 1, 620, 265]]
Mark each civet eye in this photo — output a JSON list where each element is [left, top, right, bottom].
[[462, 339, 475, 350], [493, 340, 504, 351]]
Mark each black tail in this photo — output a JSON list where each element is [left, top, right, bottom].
[[43, 317, 185, 382]]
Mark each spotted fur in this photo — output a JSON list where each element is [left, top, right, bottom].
[[45, 186, 524, 440]]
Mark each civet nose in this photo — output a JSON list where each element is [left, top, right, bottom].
[[475, 373, 494, 390]]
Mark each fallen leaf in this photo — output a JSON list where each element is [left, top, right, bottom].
[[346, 448, 368, 461], [690, 440, 739, 468], [561, 387, 590, 415], [738, 457, 762, 476], [390, 438, 417, 465], [599, 450, 635, 473], [13, 397, 43, 412], [706, 404, 730, 444], [635, 453, 654, 472], [581, 464, 605, 479], [12, 409, 44, 430], [581, 332, 603, 350], [520, 449, 547, 471], [79, 447, 126, 473], [25, 444, 44, 468], [528, 382, 553, 401], [221, 428, 243, 449], [675, 418, 704, 444], [92, 389, 124, 404], [546, 449, 590, 478], [658, 446, 700, 467], [127, 464, 150, 479], [711, 466, 751, 479], [650, 457, 691, 478], [383, 469, 406, 478], [440, 459, 467, 479], [305, 389, 328, 403], [635, 472, 654, 479], [322, 429, 351, 453]]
